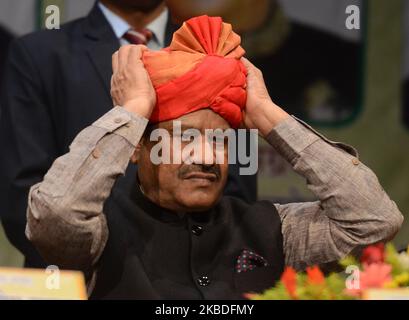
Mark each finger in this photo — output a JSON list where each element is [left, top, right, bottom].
[[128, 44, 148, 65], [117, 45, 132, 71], [110, 75, 114, 91], [242, 57, 264, 80], [240, 57, 253, 69], [110, 75, 118, 105], [240, 57, 260, 75], [130, 44, 148, 58], [112, 51, 119, 73]]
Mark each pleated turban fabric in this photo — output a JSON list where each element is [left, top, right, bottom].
[[142, 15, 247, 128]]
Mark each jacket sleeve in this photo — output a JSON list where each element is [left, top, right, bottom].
[[26, 107, 148, 278], [267, 116, 404, 270]]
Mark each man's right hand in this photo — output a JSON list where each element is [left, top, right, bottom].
[[111, 45, 156, 119]]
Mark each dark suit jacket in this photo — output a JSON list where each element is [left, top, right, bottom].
[[0, 25, 13, 96], [0, 3, 257, 268]]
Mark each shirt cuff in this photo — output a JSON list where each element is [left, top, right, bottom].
[[92, 106, 149, 147], [265, 115, 358, 164]]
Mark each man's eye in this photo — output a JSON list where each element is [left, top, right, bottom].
[[212, 136, 227, 145], [182, 133, 197, 142]]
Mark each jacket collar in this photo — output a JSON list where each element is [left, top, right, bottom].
[[84, 2, 178, 46], [83, 2, 117, 41], [82, 3, 179, 97]]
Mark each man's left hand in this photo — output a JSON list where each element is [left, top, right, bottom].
[[240, 57, 290, 137]]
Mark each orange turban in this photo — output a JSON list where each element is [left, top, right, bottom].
[[142, 15, 247, 128]]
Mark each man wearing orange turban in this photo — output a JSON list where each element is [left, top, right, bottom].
[[26, 16, 402, 299]]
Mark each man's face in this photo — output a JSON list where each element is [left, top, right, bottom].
[[134, 109, 230, 213], [105, 0, 164, 13]]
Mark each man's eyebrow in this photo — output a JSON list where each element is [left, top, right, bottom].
[[162, 122, 230, 132], [164, 124, 201, 131], [180, 124, 201, 131]]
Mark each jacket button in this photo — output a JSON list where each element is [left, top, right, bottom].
[[197, 276, 210, 287], [91, 148, 100, 159], [114, 117, 123, 124], [192, 225, 203, 236]]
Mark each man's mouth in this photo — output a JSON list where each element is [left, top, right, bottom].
[[183, 172, 217, 182]]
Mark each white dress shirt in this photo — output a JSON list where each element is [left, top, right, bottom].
[[98, 2, 168, 50]]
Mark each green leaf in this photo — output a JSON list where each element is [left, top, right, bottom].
[[339, 255, 359, 270], [385, 243, 405, 276]]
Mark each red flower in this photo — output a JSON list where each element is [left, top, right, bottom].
[[243, 293, 257, 300], [361, 243, 385, 265], [281, 267, 297, 298], [306, 266, 325, 285]]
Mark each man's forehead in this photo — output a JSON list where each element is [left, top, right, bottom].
[[157, 109, 231, 131]]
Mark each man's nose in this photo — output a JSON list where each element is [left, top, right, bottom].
[[185, 136, 216, 165]]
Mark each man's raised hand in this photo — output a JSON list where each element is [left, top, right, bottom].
[[240, 57, 290, 137], [111, 45, 156, 119]]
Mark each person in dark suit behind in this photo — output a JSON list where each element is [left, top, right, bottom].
[[0, 25, 13, 100], [0, 0, 257, 268]]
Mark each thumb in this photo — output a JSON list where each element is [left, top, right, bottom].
[[240, 57, 256, 71]]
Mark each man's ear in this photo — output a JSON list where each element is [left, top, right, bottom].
[[130, 141, 143, 164]]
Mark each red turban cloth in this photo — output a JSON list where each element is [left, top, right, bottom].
[[142, 15, 247, 128]]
